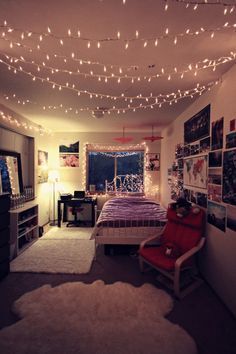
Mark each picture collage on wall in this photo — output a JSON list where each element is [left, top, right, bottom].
[[59, 141, 80, 167], [168, 104, 236, 233]]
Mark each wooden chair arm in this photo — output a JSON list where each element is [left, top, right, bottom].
[[175, 237, 205, 270], [139, 232, 163, 250]]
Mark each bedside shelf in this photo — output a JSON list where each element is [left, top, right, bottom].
[[10, 201, 39, 260]]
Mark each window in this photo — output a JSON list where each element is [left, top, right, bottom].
[[87, 150, 144, 193]]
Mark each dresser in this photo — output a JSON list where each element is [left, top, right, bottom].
[[0, 193, 10, 280]]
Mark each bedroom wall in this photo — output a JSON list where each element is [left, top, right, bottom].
[[35, 131, 161, 225], [160, 64, 236, 317]]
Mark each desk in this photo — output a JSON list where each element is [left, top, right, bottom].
[[57, 198, 97, 227]]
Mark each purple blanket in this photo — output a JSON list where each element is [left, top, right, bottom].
[[97, 197, 167, 227]]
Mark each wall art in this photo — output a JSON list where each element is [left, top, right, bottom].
[[207, 201, 226, 232], [184, 104, 210, 144], [199, 136, 210, 153], [208, 150, 222, 168], [222, 149, 236, 205], [183, 155, 208, 188], [227, 205, 236, 231], [37, 150, 48, 183], [211, 117, 224, 151], [208, 184, 222, 203], [226, 131, 236, 149], [145, 153, 160, 171]]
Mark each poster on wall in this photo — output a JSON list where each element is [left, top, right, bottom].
[[227, 205, 236, 231], [59, 141, 80, 168], [222, 149, 236, 205], [208, 168, 222, 185], [184, 104, 210, 144], [59, 154, 79, 167], [37, 150, 48, 184], [145, 153, 160, 171], [226, 131, 236, 149], [208, 184, 222, 203], [199, 136, 210, 153], [183, 155, 208, 188], [0, 169, 2, 194], [211, 117, 224, 151], [207, 201, 226, 232], [208, 150, 222, 168]]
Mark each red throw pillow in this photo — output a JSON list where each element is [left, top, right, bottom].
[[164, 242, 181, 258]]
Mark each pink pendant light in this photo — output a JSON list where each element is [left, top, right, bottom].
[[143, 125, 163, 142], [113, 127, 133, 143]]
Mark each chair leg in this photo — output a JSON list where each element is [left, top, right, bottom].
[[174, 266, 181, 299]]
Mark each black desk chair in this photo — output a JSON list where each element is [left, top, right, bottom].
[[66, 201, 84, 227]]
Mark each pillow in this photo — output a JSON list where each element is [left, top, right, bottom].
[[164, 242, 181, 258]]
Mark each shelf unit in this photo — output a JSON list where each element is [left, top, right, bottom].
[[10, 201, 39, 259], [0, 193, 10, 279]]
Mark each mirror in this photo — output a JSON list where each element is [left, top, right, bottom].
[[0, 150, 23, 195]]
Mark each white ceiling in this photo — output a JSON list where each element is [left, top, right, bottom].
[[0, 0, 235, 133]]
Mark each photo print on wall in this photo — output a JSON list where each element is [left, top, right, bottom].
[[207, 201, 226, 232], [227, 205, 236, 231], [145, 153, 160, 171], [211, 117, 224, 151], [184, 104, 210, 144], [226, 131, 236, 149], [59, 141, 79, 168], [208, 150, 222, 168], [222, 149, 236, 205], [37, 150, 48, 183]]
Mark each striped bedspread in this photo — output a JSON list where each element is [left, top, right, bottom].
[[96, 197, 167, 228]]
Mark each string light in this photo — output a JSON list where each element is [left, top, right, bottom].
[[1, 50, 233, 88], [1, 21, 236, 50], [0, 110, 51, 135], [1, 78, 221, 115]]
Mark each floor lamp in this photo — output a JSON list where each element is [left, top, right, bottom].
[[48, 170, 60, 226]]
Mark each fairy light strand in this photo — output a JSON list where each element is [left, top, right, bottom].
[[2, 78, 221, 115], [1, 50, 235, 84], [1, 21, 236, 50]]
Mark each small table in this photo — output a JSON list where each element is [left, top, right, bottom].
[[57, 197, 97, 227]]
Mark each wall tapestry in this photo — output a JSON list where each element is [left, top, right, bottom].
[[222, 149, 236, 205], [184, 104, 210, 144], [37, 150, 48, 184], [183, 155, 208, 188]]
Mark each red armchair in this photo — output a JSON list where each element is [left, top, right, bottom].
[[139, 205, 206, 298]]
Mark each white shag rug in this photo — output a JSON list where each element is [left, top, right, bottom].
[[10, 238, 95, 274], [42, 226, 94, 240], [0, 281, 197, 354]]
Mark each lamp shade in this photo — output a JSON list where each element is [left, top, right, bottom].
[[143, 125, 163, 142], [48, 170, 60, 183], [113, 127, 133, 144]]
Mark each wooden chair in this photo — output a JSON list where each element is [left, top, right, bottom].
[[139, 205, 206, 299]]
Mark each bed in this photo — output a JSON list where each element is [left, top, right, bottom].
[[92, 196, 167, 250]]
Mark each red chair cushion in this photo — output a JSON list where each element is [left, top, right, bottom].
[[140, 246, 176, 271]]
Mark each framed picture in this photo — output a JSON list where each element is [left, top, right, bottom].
[[37, 150, 48, 184], [207, 201, 226, 232], [226, 131, 236, 149], [222, 149, 236, 205], [145, 153, 160, 171], [208, 150, 222, 168], [183, 155, 208, 188], [60, 154, 79, 167], [184, 104, 210, 144], [211, 117, 224, 151]]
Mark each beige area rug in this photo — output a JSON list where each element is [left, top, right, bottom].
[[0, 281, 197, 354], [42, 226, 94, 240], [10, 237, 95, 274]]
